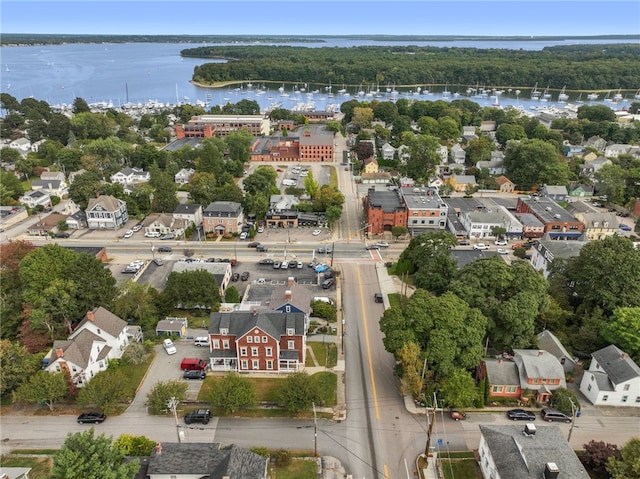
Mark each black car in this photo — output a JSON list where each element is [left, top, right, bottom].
[[365, 244, 380, 250], [506, 409, 536, 421], [258, 258, 274, 265], [247, 242, 260, 248], [374, 293, 383, 303], [256, 245, 268, 252], [77, 412, 107, 424], [54, 232, 70, 238], [158, 246, 172, 253], [183, 370, 206, 380], [240, 271, 250, 281], [184, 409, 212, 425], [231, 272, 240, 281]]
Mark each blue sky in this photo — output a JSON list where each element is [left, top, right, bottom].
[[2, 1, 640, 36]]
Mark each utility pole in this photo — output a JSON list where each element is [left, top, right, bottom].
[[312, 402, 318, 457], [567, 399, 577, 443], [167, 397, 182, 443]]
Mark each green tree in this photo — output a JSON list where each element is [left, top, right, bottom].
[[304, 169, 319, 198], [440, 369, 478, 408], [195, 137, 226, 174], [312, 185, 344, 212], [594, 164, 626, 205], [278, 371, 320, 412], [396, 341, 424, 398], [0, 170, 25, 203], [325, 205, 342, 228], [352, 107, 374, 130], [224, 285, 240, 303], [391, 226, 408, 242], [68, 170, 104, 209], [187, 171, 218, 206], [243, 166, 278, 198], [163, 270, 221, 310], [150, 170, 179, 213], [601, 307, 640, 363], [15, 371, 67, 411], [208, 372, 257, 413], [225, 129, 254, 163], [113, 434, 156, 457], [402, 133, 441, 181], [53, 428, 140, 479], [113, 282, 158, 331], [72, 97, 91, 114], [549, 387, 580, 416], [0, 340, 40, 396], [503, 138, 569, 189], [379, 306, 416, 356], [607, 438, 640, 479], [145, 379, 189, 415], [77, 370, 131, 413]]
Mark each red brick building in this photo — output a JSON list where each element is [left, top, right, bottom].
[[176, 115, 269, 139], [516, 197, 584, 239], [364, 188, 408, 234], [207, 311, 307, 373]]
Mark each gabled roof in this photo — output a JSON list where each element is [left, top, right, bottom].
[[480, 424, 587, 478], [536, 330, 575, 366], [513, 349, 566, 390], [270, 280, 312, 313], [86, 195, 125, 213], [147, 442, 267, 479], [495, 175, 513, 186], [209, 311, 306, 339], [484, 358, 520, 386], [592, 344, 640, 385], [48, 330, 107, 369], [71, 307, 127, 339], [173, 203, 201, 215]]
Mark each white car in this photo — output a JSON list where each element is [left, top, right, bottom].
[[497, 248, 509, 255], [257, 226, 265, 233], [123, 230, 134, 238], [312, 229, 322, 236], [132, 224, 142, 232], [162, 338, 177, 355], [473, 243, 490, 250], [145, 231, 160, 238], [374, 241, 389, 248], [494, 239, 508, 246]]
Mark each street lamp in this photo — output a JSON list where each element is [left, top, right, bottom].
[[354, 223, 371, 241]]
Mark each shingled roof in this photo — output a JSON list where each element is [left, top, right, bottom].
[[70, 307, 127, 339], [592, 344, 640, 386], [209, 311, 306, 339]]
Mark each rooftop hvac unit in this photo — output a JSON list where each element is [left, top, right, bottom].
[[523, 423, 536, 436], [544, 462, 560, 479]]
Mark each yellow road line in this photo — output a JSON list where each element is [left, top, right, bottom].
[[384, 463, 390, 478], [357, 266, 380, 420]]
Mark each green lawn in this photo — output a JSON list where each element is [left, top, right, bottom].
[[274, 458, 317, 479], [313, 371, 337, 408], [306, 342, 338, 368], [0, 455, 53, 479], [441, 459, 483, 479]]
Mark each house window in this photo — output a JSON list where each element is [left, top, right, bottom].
[[254, 336, 260, 343], [288, 340, 295, 350], [285, 306, 291, 313], [265, 347, 273, 357], [506, 386, 517, 393], [241, 360, 248, 370], [624, 384, 630, 391], [221, 328, 228, 335], [222, 340, 229, 349], [251, 347, 258, 356], [602, 395, 608, 402], [247, 336, 253, 343], [213, 339, 220, 349], [262, 336, 268, 343], [491, 386, 502, 393], [635, 396, 640, 403], [252, 360, 259, 369], [266, 360, 273, 370], [587, 384, 592, 392], [240, 347, 247, 356], [622, 396, 628, 403], [287, 328, 295, 335]]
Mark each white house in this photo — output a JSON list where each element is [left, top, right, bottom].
[[85, 195, 128, 229], [172, 203, 203, 228], [43, 307, 140, 387], [9, 137, 31, 154], [110, 167, 150, 186], [450, 143, 466, 164], [579, 344, 640, 407], [19, 190, 52, 210], [380, 142, 396, 160], [174, 168, 195, 185], [30, 179, 68, 198]]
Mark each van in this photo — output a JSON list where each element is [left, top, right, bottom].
[[313, 297, 335, 306], [322, 277, 335, 289], [180, 357, 208, 371], [194, 337, 210, 347], [540, 408, 572, 423]]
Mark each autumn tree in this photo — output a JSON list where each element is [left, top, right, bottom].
[[579, 440, 621, 477], [113, 434, 156, 457], [396, 341, 424, 398], [0, 340, 40, 396]]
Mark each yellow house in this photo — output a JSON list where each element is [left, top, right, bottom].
[[447, 174, 477, 193], [363, 156, 379, 174]]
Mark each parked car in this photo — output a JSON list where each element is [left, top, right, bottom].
[[540, 408, 572, 423], [374, 293, 383, 303], [297, 261, 304, 269], [183, 370, 206, 380], [258, 258, 274, 265], [163, 338, 177, 355], [153, 258, 165, 266], [194, 337, 210, 347], [507, 409, 536, 421], [322, 277, 335, 289], [240, 271, 250, 281], [247, 241, 260, 248], [619, 224, 632, 231], [280, 261, 289, 269], [77, 412, 107, 424], [180, 358, 208, 371], [315, 264, 329, 273], [132, 224, 142, 232], [145, 231, 161, 238], [239, 232, 248, 240], [123, 230, 134, 239], [312, 229, 322, 236], [458, 240, 470, 246], [308, 261, 318, 268], [54, 232, 70, 238], [374, 241, 389, 248], [184, 409, 212, 425], [273, 261, 282, 269], [494, 239, 508, 246], [257, 226, 265, 233], [231, 272, 240, 281], [450, 411, 467, 421], [160, 233, 175, 240], [473, 243, 490, 250], [158, 246, 172, 253], [288, 261, 297, 269], [365, 244, 380, 250]]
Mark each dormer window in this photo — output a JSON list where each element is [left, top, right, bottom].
[[220, 328, 228, 335], [287, 328, 294, 335]]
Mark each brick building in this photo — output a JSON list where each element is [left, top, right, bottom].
[[175, 114, 269, 139], [516, 197, 584, 240], [364, 188, 408, 234]]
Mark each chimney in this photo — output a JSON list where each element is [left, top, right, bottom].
[[544, 463, 559, 479], [523, 423, 536, 437], [155, 443, 162, 455], [87, 310, 95, 321], [252, 309, 257, 316], [538, 350, 544, 356], [287, 276, 295, 288], [622, 352, 629, 360], [55, 348, 64, 358], [285, 290, 292, 301]]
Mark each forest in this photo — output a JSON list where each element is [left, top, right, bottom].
[[186, 43, 640, 91]]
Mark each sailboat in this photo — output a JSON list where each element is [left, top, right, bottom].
[[531, 83, 541, 100], [613, 89, 623, 102], [558, 86, 569, 102], [542, 86, 551, 101], [576, 93, 584, 104], [635, 89, 640, 101], [5, 65, 9, 72], [587, 92, 599, 101], [442, 83, 451, 99]]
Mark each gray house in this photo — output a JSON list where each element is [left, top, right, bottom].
[[536, 330, 576, 372]]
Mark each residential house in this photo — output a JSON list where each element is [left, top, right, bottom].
[[364, 187, 408, 235], [142, 213, 187, 238], [68, 169, 87, 184], [462, 125, 477, 141], [203, 201, 244, 235], [478, 357, 521, 400], [478, 424, 588, 479], [172, 203, 203, 229], [26, 213, 68, 236], [586, 135, 607, 152], [581, 156, 612, 178], [30, 179, 68, 198], [19, 190, 52, 210], [516, 197, 584, 240], [363, 156, 379, 174], [110, 167, 150, 186], [536, 330, 576, 373], [567, 182, 595, 200], [563, 143, 586, 158], [142, 442, 268, 479], [495, 175, 515, 193], [539, 185, 568, 202], [155, 317, 188, 337], [9, 137, 31, 155], [437, 145, 448, 166], [530, 233, 588, 278], [566, 201, 617, 241], [604, 143, 631, 158], [270, 277, 312, 321], [380, 142, 396, 160], [43, 307, 139, 387], [480, 120, 497, 135], [477, 154, 505, 175], [208, 310, 307, 372], [513, 349, 567, 403], [173, 168, 195, 185], [65, 210, 87, 229], [400, 186, 448, 236], [579, 344, 640, 407], [447, 174, 476, 193], [0, 467, 32, 479], [450, 144, 466, 165], [39, 171, 66, 183], [171, 261, 231, 298], [397, 144, 410, 164], [85, 195, 128, 230]]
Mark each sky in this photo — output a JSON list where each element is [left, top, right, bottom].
[[2, 0, 640, 37]]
